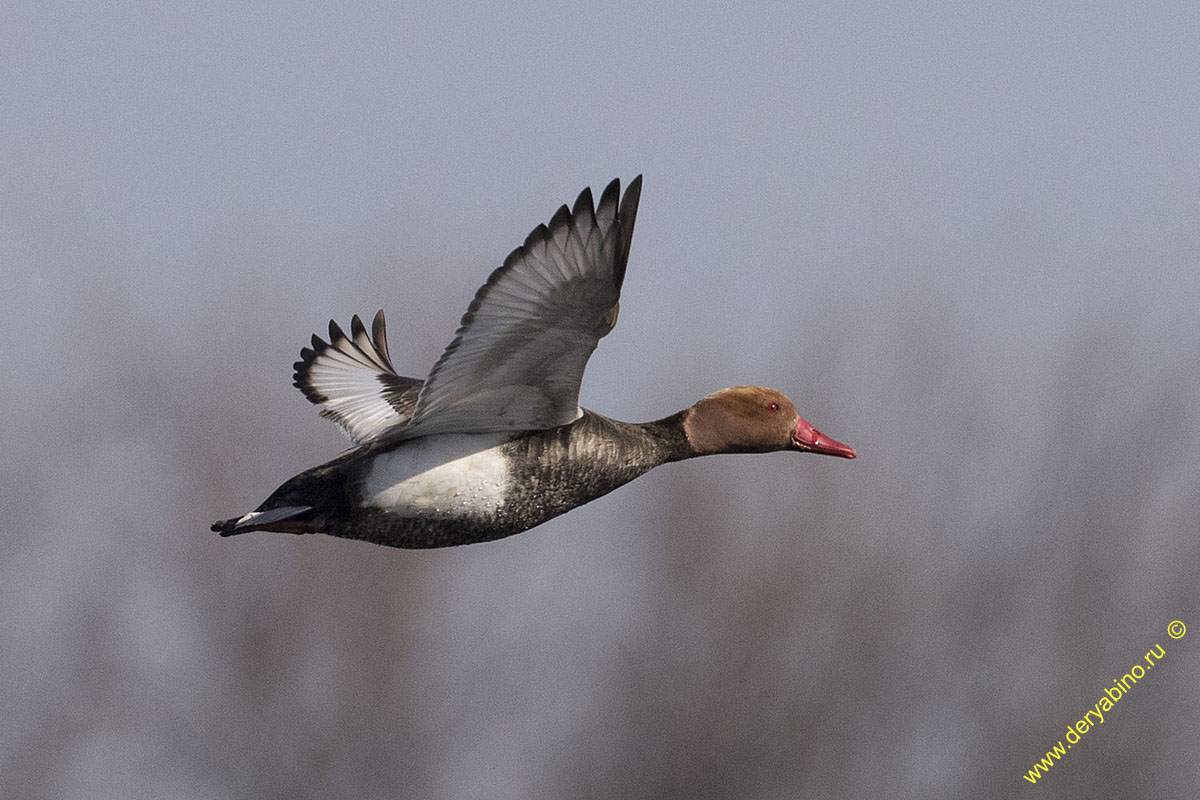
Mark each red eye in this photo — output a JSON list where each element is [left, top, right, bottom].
[[767, 402, 779, 413]]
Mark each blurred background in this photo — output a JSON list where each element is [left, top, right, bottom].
[[3, 1, 1199, 797]]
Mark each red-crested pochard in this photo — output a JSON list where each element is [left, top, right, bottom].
[[212, 177, 854, 548]]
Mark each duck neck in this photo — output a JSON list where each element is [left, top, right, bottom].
[[636, 409, 699, 463]]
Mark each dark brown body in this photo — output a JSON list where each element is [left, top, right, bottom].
[[217, 410, 691, 548]]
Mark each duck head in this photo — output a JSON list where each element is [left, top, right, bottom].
[[682, 386, 856, 458]]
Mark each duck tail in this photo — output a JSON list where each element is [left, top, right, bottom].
[[211, 505, 316, 536]]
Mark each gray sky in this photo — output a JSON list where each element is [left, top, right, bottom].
[[3, 2, 1199, 798]]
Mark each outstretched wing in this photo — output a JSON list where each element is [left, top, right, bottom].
[[293, 310, 423, 443], [399, 176, 642, 438]]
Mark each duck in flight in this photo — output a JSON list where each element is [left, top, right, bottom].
[[212, 177, 855, 548]]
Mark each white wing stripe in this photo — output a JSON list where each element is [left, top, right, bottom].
[[292, 310, 422, 443]]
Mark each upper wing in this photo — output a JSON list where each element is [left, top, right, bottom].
[[293, 310, 423, 443], [398, 176, 642, 438]]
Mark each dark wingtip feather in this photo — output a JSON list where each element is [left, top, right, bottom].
[[371, 310, 391, 366], [515, 222, 551, 265], [350, 314, 367, 341], [572, 186, 595, 217], [597, 177, 621, 218], [547, 203, 573, 235], [621, 175, 643, 218], [328, 319, 347, 344], [614, 175, 642, 288], [293, 340, 328, 402]]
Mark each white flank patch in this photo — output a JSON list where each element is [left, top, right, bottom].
[[362, 433, 510, 518]]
